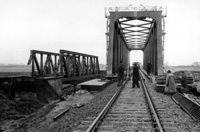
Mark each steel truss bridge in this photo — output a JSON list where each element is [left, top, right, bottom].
[[27, 5, 167, 79], [105, 4, 167, 76], [27, 49, 100, 81]]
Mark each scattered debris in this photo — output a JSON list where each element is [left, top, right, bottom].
[[73, 103, 84, 108], [75, 89, 89, 95], [53, 107, 70, 121], [55, 96, 66, 103], [62, 84, 75, 95]]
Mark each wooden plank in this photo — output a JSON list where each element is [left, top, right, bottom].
[[53, 108, 70, 121]]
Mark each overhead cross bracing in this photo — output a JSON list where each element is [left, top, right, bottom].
[[117, 17, 154, 50]]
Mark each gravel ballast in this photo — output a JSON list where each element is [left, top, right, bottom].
[[146, 80, 200, 132]]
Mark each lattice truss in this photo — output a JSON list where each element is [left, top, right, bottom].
[[117, 17, 154, 50], [105, 4, 167, 51]]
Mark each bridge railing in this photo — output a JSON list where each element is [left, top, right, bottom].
[[27, 50, 60, 77], [60, 50, 100, 77]]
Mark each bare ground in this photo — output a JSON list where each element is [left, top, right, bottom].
[[1, 90, 95, 132]]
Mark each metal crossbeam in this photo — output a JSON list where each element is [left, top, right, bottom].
[[125, 34, 147, 37], [116, 17, 154, 50]]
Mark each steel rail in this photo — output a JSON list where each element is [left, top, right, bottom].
[[140, 69, 151, 81], [139, 70, 164, 132], [86, 78, 129, 132]]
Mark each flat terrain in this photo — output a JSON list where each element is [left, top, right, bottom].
[[0, 65, 31, 77], [165, 66, 200, 73], [0, 65, 31, 72]]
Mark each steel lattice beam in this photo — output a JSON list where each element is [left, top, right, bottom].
[[115, 17, 155, 51]]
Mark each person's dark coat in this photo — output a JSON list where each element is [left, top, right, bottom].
[[180, 73, 187, 88], [147, 62, 152, 75], [118, 64, 124, 78], [132, 66, 139, 81], [117, 63, 124, 86], [132, 65, 140, 88]]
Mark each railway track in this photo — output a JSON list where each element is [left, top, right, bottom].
[[142, 73, 180, 132], [73, 71, 179, 132]]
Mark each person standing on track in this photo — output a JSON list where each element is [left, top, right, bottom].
[[132, 63, 140, 88], [179, 71, 187, 88], [117, 61, 124, 86], [165, 70, 176, 94], [147, 61, 152, 75]]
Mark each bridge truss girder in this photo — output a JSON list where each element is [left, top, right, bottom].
[[28, 50, 100, 79], [106, 11, 163, 76]]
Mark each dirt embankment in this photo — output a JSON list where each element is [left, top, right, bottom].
[[0, 81, 117, 132], [0, 91, 45, 131], [0, 88, 95, 132]]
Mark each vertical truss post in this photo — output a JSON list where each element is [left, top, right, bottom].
[[31, 50, 35, 77], [73, 54, 76, 77], [78, 55, 81, 76], [82, 56, 85, 76], [40, 54, 43, 76], [60, 52, 63, 75], [87, 57, 89, 75], [55, 55, 57, 68]]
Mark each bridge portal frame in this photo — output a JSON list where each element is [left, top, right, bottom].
[[107, 11, 163, 76]]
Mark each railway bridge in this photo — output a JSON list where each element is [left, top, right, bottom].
[[1, 5, 167, 103], [27, 5, 167, 79]]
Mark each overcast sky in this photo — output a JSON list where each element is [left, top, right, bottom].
[[0, 0, 200, 66]]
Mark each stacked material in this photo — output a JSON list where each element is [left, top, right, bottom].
[[184, 93, 200, 106]]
